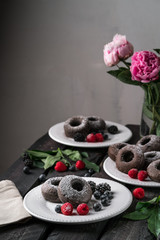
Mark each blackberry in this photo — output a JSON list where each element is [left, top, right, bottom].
[[95, 183, 111, 194], [23, 152, 30, 160], [108, 125, 118, 134], [55, 205, 62, 213], [93, 202, 102, 212], [24, 158, 33, 168], [88, 181, 96, 193], [73, 133, 85, 142]]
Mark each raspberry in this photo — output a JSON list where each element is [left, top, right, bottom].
[[76, 160, 85, 170], [54, 161, 67, 172], [128, 168, 138, 179], [77, 203, 89, 215], [133, 188, 145, 199], [61, 203, 73, 215], [138, 170, 148, 181], [95, 133, 104, 142], [86, 133, 96, 142]]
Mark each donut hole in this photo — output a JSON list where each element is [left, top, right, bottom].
[[122, 151, 134, 162], [156, 163, 160, 170], [71, 179, 84, 191], [88, 117, 97, 122], [70, 119, 81, 127], [51, 180, 60, 186], [140, 137, 150, 145]]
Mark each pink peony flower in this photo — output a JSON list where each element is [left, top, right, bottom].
[[130, 51, 160, 83], [103, 34, 133, 67]]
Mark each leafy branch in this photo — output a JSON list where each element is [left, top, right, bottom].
[[123, 195, 160, 238], [26, 148, 99, 172]]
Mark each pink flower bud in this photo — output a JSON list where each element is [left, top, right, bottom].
[[103, 34, 133, 67]]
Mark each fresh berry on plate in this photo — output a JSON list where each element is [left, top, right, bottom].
[[128, 168, 138, 179], [95, 183, 111, 194], [76, 160, 85, 170], [137, 170, 148, 181], [93, 202, 102, 212], [108, 125, 118, 134], [88, 180, 96, 193], [93, 190, 101, 200], [95, 133, 104, 142], [74, 133, 85, 142], [61, 202, 73, 215], [101, 197, 110, 207], [54, 161, 67, 172], [55, 205, 62, 213], [133, 187, 145, 199], [86, 133, 96, 142], [77, 203, 89, 215], [103, 133, 109, 140]]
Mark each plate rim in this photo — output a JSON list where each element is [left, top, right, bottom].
[[48, 120, 132, 148], [23, 177, 132, 224], [103, 157, 160, 187]]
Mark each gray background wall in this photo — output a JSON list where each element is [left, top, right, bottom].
[[0, 0, 159, 174]]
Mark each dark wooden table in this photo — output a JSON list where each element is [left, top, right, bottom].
[[0, 125, 158, 240]]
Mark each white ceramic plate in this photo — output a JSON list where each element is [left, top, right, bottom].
[[48, 121, 132, 148], [103, 157, 160, 187], [23, 177, 132, 224]]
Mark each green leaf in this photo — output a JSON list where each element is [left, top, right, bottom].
[[107, 69, 123, 78], [43, 155, 60, 169], [124, 207, 152, 220], [33, 160, 44, 168], [62, 149, 74, 156], [148, 207, 160, 238], [67, 151, 82, 161], [136, 197, 158, 210], [118, 70, 140, 86], [153, 49, 160, 54], [82, 158, 99, 172], [81, 152, 89, 158], [26, 150, 51, 159]]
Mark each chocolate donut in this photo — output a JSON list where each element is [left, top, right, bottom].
[[87, 116, 106, 132], [116, 145, 145, 173], [108, 143, 128, 161], [41, 177, 62, 203], [147, 159, 160, 182], [136, 135, 160, 153], [57, 175, 92, 207], [64, 116, 89, 138], [144, 151, 160, 169]]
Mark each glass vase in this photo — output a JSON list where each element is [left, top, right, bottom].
[[140, 94, 160, 137]]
